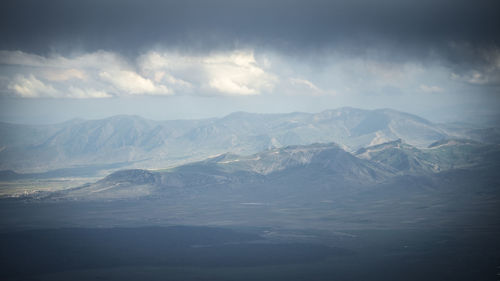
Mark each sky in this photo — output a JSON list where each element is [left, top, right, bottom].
[[0, 0, 499, 124]]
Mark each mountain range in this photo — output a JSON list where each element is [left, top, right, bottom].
[[1, 107, 496, 174], [14, 134, 491, 235], [1, 107, 499, 238], [54, 138, 500, 202]]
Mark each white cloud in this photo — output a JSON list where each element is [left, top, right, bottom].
[[6, 74, 111, 98], [0, 50, 48, 67], [0, 49, 279, 98], [0, 50, 171, 98], [288, 77, 333, 96], [1, 47, 494, 102], [137, 49, 276, 96], [42, 68, 87, 81], [203, 50, 276, 95], [419, 84, 444, 93], [99, 70, 170, 95], [8, 75, 59, 98], [67, 86, 111, 99], [289, 78, 321, 91]]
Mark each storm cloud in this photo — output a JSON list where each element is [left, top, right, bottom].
[[0, 0, 499, 123], [1, 0, 498, 56]]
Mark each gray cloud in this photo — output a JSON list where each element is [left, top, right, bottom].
[[0, 0, 499, 124], [1, 0, 498, 56]]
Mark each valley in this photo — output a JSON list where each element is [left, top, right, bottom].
[[1, 108, 499, 281]]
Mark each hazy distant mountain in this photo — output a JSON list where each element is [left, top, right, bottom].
[[0, 108, 489, 173]]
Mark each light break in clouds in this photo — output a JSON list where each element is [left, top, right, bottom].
[[3, 47, 498, 99], [0, 49, 277, 98], [0, 45, 499, 125]]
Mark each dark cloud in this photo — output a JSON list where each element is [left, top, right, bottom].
[[1, 0, 499, 92], [1, 0, 498, 55], [0, 0, 499, 125]]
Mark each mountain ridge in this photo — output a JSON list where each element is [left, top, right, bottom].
[[0, 108, 493, 173], [51, 138, 500, 201]]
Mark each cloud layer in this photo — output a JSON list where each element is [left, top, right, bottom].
[[1, 0, 498, 99], [0, 49, 281, 98], [0, 0, 498, 124], [2, 0, 499, 52], [3, 46, 498, 100]]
